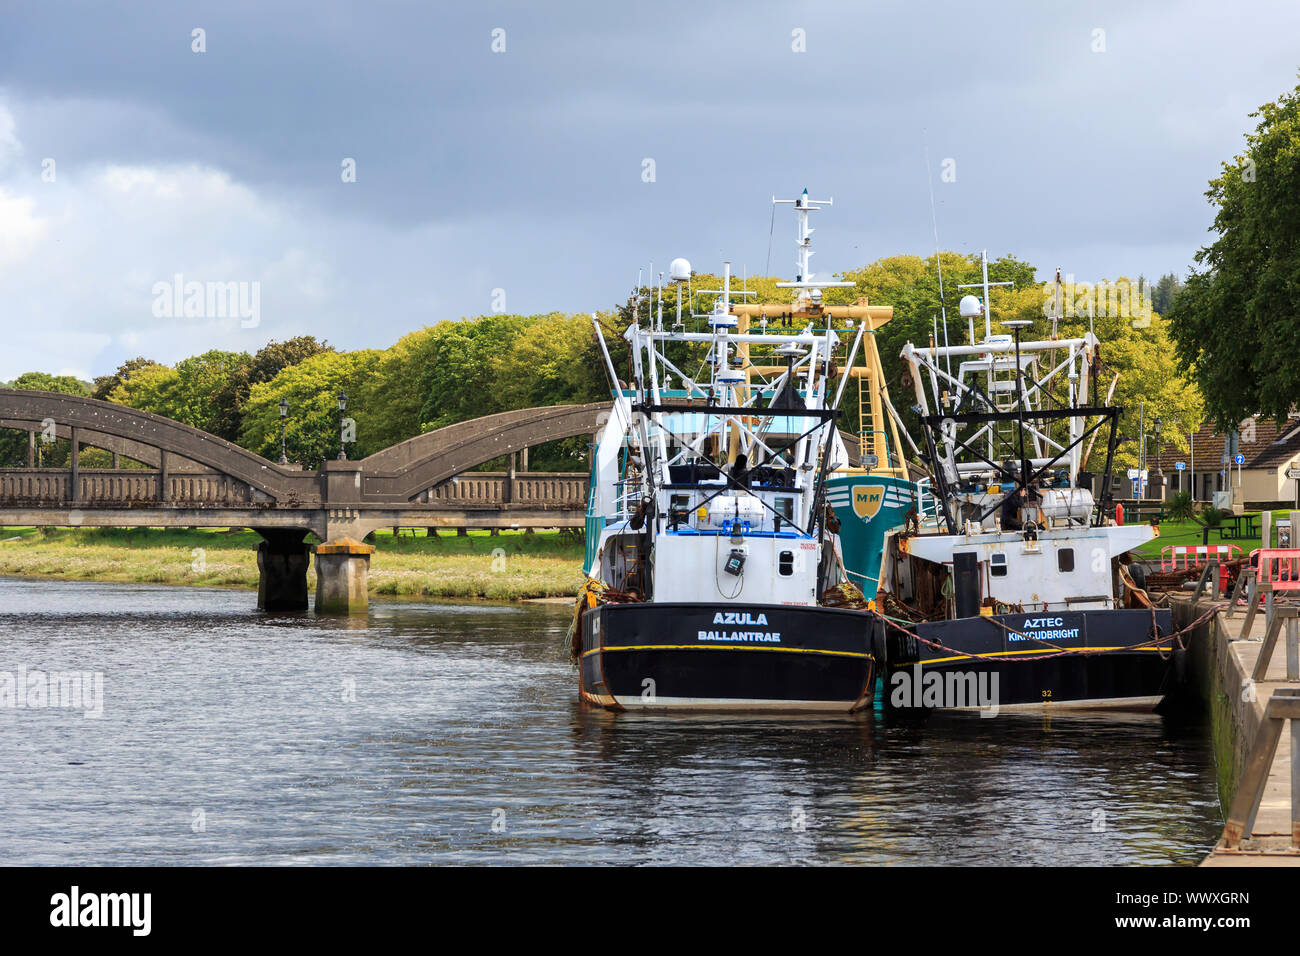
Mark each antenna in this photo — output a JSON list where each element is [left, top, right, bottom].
[[957, 250, 1013, 340], [634, 268, 643, 325], [1052, 267, 1063, 340], [925, 147, 952, 378], [699, 259, 756, 317], [657, 270, 664, 333], [772, 188, 854, 308]]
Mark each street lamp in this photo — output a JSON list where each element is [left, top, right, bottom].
[[277, 398, 289, 465], [1152, 417, 1163, 499], [337, 391, 348, 461]]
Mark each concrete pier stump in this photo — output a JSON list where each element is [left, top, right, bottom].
[[314, 537, 376, 615], [256, 530, 311, 612]]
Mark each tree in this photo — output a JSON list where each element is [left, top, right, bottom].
[[107, 364, 181, 417], [1168, 75, 1300, 428], [491, 313, 608, 469], [91, 357, 163, 401], [492, 313, 606, 410], [173, 351, 254, 439], [104, 341, 331, 441], [207, 337, 333, 441], [239, 349, 382, 466], [247, 336, 332, 384], [1151, 273, 1183, 315], [107, 351, 250, 438], [362, 328, 440, 452], [1066, 310, 1203, 471], [416, 315, 533, 430], [0, 372, 89, 467]]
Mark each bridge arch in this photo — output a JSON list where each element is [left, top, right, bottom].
[[358, 402, 605, 501], [0, 417, 209, 470], [0, 389, 312, 500]]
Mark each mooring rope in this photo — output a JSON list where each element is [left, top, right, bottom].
[[868, 600, 1222, 666]]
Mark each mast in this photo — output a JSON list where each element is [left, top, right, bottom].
[[772, 189, 854, 309]]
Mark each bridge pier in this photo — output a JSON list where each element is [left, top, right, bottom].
[[256, 529, 311, 612], [314, 537, 375, 615]]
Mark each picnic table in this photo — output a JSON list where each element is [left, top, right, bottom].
[[1219, 512, 1261, 540]]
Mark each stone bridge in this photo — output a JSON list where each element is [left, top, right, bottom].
[[0, 389, 604, 613]]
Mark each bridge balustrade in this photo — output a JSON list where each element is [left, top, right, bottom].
[[423, 473, 588, 506], [0, 468, 257, 507]]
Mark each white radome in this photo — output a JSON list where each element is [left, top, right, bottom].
[[959, 294, 983, 318], [669, 257, 692, 282]]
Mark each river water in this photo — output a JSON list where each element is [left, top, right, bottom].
[[0, 577, 1222, 865]]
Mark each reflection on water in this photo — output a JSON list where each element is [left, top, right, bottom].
[[0, 577, 1221, 865]]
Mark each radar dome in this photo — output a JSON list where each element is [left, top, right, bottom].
[[669, 258, 692, 282], [959, 294, 983, 318]]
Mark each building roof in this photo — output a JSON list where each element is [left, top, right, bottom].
[[1148, 415, 1300, 473]]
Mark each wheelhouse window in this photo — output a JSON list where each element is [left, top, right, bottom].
[[778, 551, 795, 576], [1058, 548, 1074, 572]]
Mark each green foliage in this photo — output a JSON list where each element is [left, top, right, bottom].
[[416, 314, 535, 430], [1201, 506, 1226, 527], [1151, 273, 1183, 315], [91, 357, 163, 401], [1064, 310, 1203, 470], [206, 336, 333, 442], [105, 338, 332, 442], [1168, 75, 1300, 428], [239, 349, 382, 466], [5, 371, 88, 395], [107, 351, 247, 437], [1165, 489, 1196, 522], [0, 372, 89, 467], [363, 327, 441, 452], [412, 313, 606, 470]]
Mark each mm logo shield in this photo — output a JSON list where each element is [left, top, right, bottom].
[[853, 485, 884, 520]]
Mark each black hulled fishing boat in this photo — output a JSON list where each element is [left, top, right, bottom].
[[573, 191, 877, 711], [874, 256, 1176, 713]]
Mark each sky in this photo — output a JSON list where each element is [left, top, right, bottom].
[[0, 0, 1297, 381]]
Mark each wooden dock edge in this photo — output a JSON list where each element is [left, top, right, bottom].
[[1171, 595, 1300, 866]]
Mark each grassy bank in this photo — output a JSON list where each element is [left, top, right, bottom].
[[0, 527, 586, 601], [1132, 509, 1296, 559]]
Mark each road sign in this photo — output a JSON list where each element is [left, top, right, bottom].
[[1175, 461, 1186, 471], [1287, 466, 1300, 480], [1234, 453, 1246, 466]]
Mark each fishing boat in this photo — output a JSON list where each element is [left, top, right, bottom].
[[572, 192, 876, 711], [734, 191, 925, 604], [873, 255, 1176, 711]]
